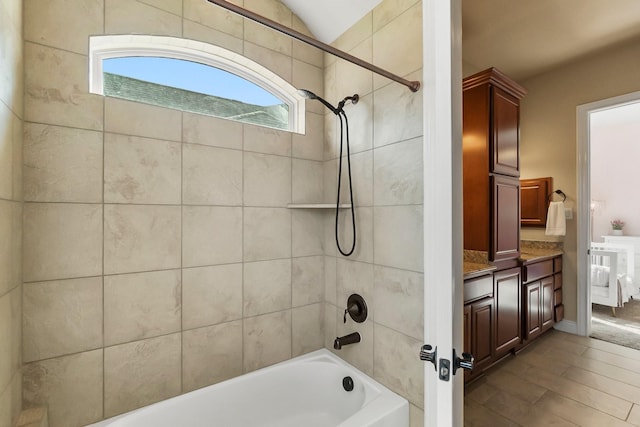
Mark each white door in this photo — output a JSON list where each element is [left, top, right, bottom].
[[423, 0, 464, 425]]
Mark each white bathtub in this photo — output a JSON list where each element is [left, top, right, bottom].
[[88, 349, 409, 427]]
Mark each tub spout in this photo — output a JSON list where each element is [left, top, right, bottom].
[[334, 332, 361, 350]]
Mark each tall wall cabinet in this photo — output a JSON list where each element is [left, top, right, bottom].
[[463, 68, 527, 262]]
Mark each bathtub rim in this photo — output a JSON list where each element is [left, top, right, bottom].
[[87, 348, 408, 427]]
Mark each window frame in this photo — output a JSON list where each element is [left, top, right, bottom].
[[89, 35, 306, 134]]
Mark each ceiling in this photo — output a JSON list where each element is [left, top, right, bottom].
[[284, 0, 640, 81]]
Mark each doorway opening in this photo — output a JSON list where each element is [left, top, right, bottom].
[[577, 91, 640, 347]]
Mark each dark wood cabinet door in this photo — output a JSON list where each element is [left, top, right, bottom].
[[471, 298, 494, 368], [490, 175, 520, 261], [463, 304, 472, 381], [493, 267, 521, 356], [541, 277, 555, 331], [491, 87, 520, 176], [525, 281, 542, 340]]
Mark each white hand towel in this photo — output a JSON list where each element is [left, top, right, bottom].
[[545, 201, 566, 236]]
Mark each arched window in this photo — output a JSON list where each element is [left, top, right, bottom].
[[89, 35, 305, 133]]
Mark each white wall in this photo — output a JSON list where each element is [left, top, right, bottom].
[[591, 102, 640, 240]]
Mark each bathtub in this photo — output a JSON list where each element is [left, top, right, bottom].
[[88, 349, 409, 427]]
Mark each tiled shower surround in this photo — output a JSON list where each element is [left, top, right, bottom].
[[4, 0, 425, 426], [0, 0, 24, 425]]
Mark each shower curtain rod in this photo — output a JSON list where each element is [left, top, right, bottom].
[[206, 0, 421, 92]]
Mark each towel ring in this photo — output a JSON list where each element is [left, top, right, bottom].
[[548, 189, 567, 202]]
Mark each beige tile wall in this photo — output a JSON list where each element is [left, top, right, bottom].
[[20, 0, 428, 425], [21, 1, 325, 426], [0, 0, 23, 425], [323, 0, 425, 425]]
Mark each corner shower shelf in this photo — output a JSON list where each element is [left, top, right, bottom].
[[287, 204, 352, 209]]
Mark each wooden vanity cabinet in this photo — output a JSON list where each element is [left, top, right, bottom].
[[522, 256, 563, 343], [463, 68, 527, 263]]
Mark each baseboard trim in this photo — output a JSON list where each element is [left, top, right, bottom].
[[554, 320, 578, 335]]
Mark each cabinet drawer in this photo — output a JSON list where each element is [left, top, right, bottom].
[[464, 275, 494, 303], [554, 289, 562, 306], [524, 260, 553, 283]]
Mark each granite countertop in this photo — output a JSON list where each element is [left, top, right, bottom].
[[462, 242, 563, 277], [463, 262, 496, 279], [519, 247, 563, 263]]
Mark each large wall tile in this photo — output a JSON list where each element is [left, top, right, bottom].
[[243, 42, 292, 84], [104, 334, 181, 417], [292, 111, 324, 161], [0, 103, 13, 200], [292, 256, 324, 307], [0, 287, 20, 395], [182, 264, 242, 330], [24, 123, 103, 203], [291, 15, 323, 67], [24, 43, 103, 131], [373, 137, 423, 206], [104, 97, 181, 142], [243, 121, 292, 156], [348, 149, 373, 207], [182, 321, 243, 392], [336, 259, 374, 313], [0, 370, 21, 427], [291, 159, 323, 204], [374, 205, 423, 272], [183, 0, 243, 38], [373, 266, 423, 340], [0, 201, 14, 295], [335, 307, 374, 376], [183, 144, 243, 205], [373, 70, 423, 148], [372, 3, 422, 89], [183, 111, 243, 149], [11, 113, 22, 200], [373, 324, 423, 407], [292, 303, 323, 357], [291, 210, 325, 257], [0, 0, 23, 115], [104, 270, 181, 346], [334, 38, 374, 101], [104, 204, 181, 274], [23, 350, 103, 427], [24, 203, 102, 282], [23, 277, 103, 362], [337, 206, 373, 263], [24, 0, 104, 55], [243, 259, 291, 317], [292, 60, 324, 102], [243, 208, 291, 261], [243, 310, 291, 372], [104, 133, 181, 204], [244, 21, 292, 57], [372, 0, 420, 32], [138, 0, 182, 15], [183, 19, 244, 54], [324, 255, 337, 305], [244, 152, 291, 207], [182, 206, 243, 267], [105, 0, 181, 36]]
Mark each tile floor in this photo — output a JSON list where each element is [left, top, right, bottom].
[[464, 329, 640, 426]]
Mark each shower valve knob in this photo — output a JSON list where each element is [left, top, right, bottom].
[[343, 294, 367, 323]]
